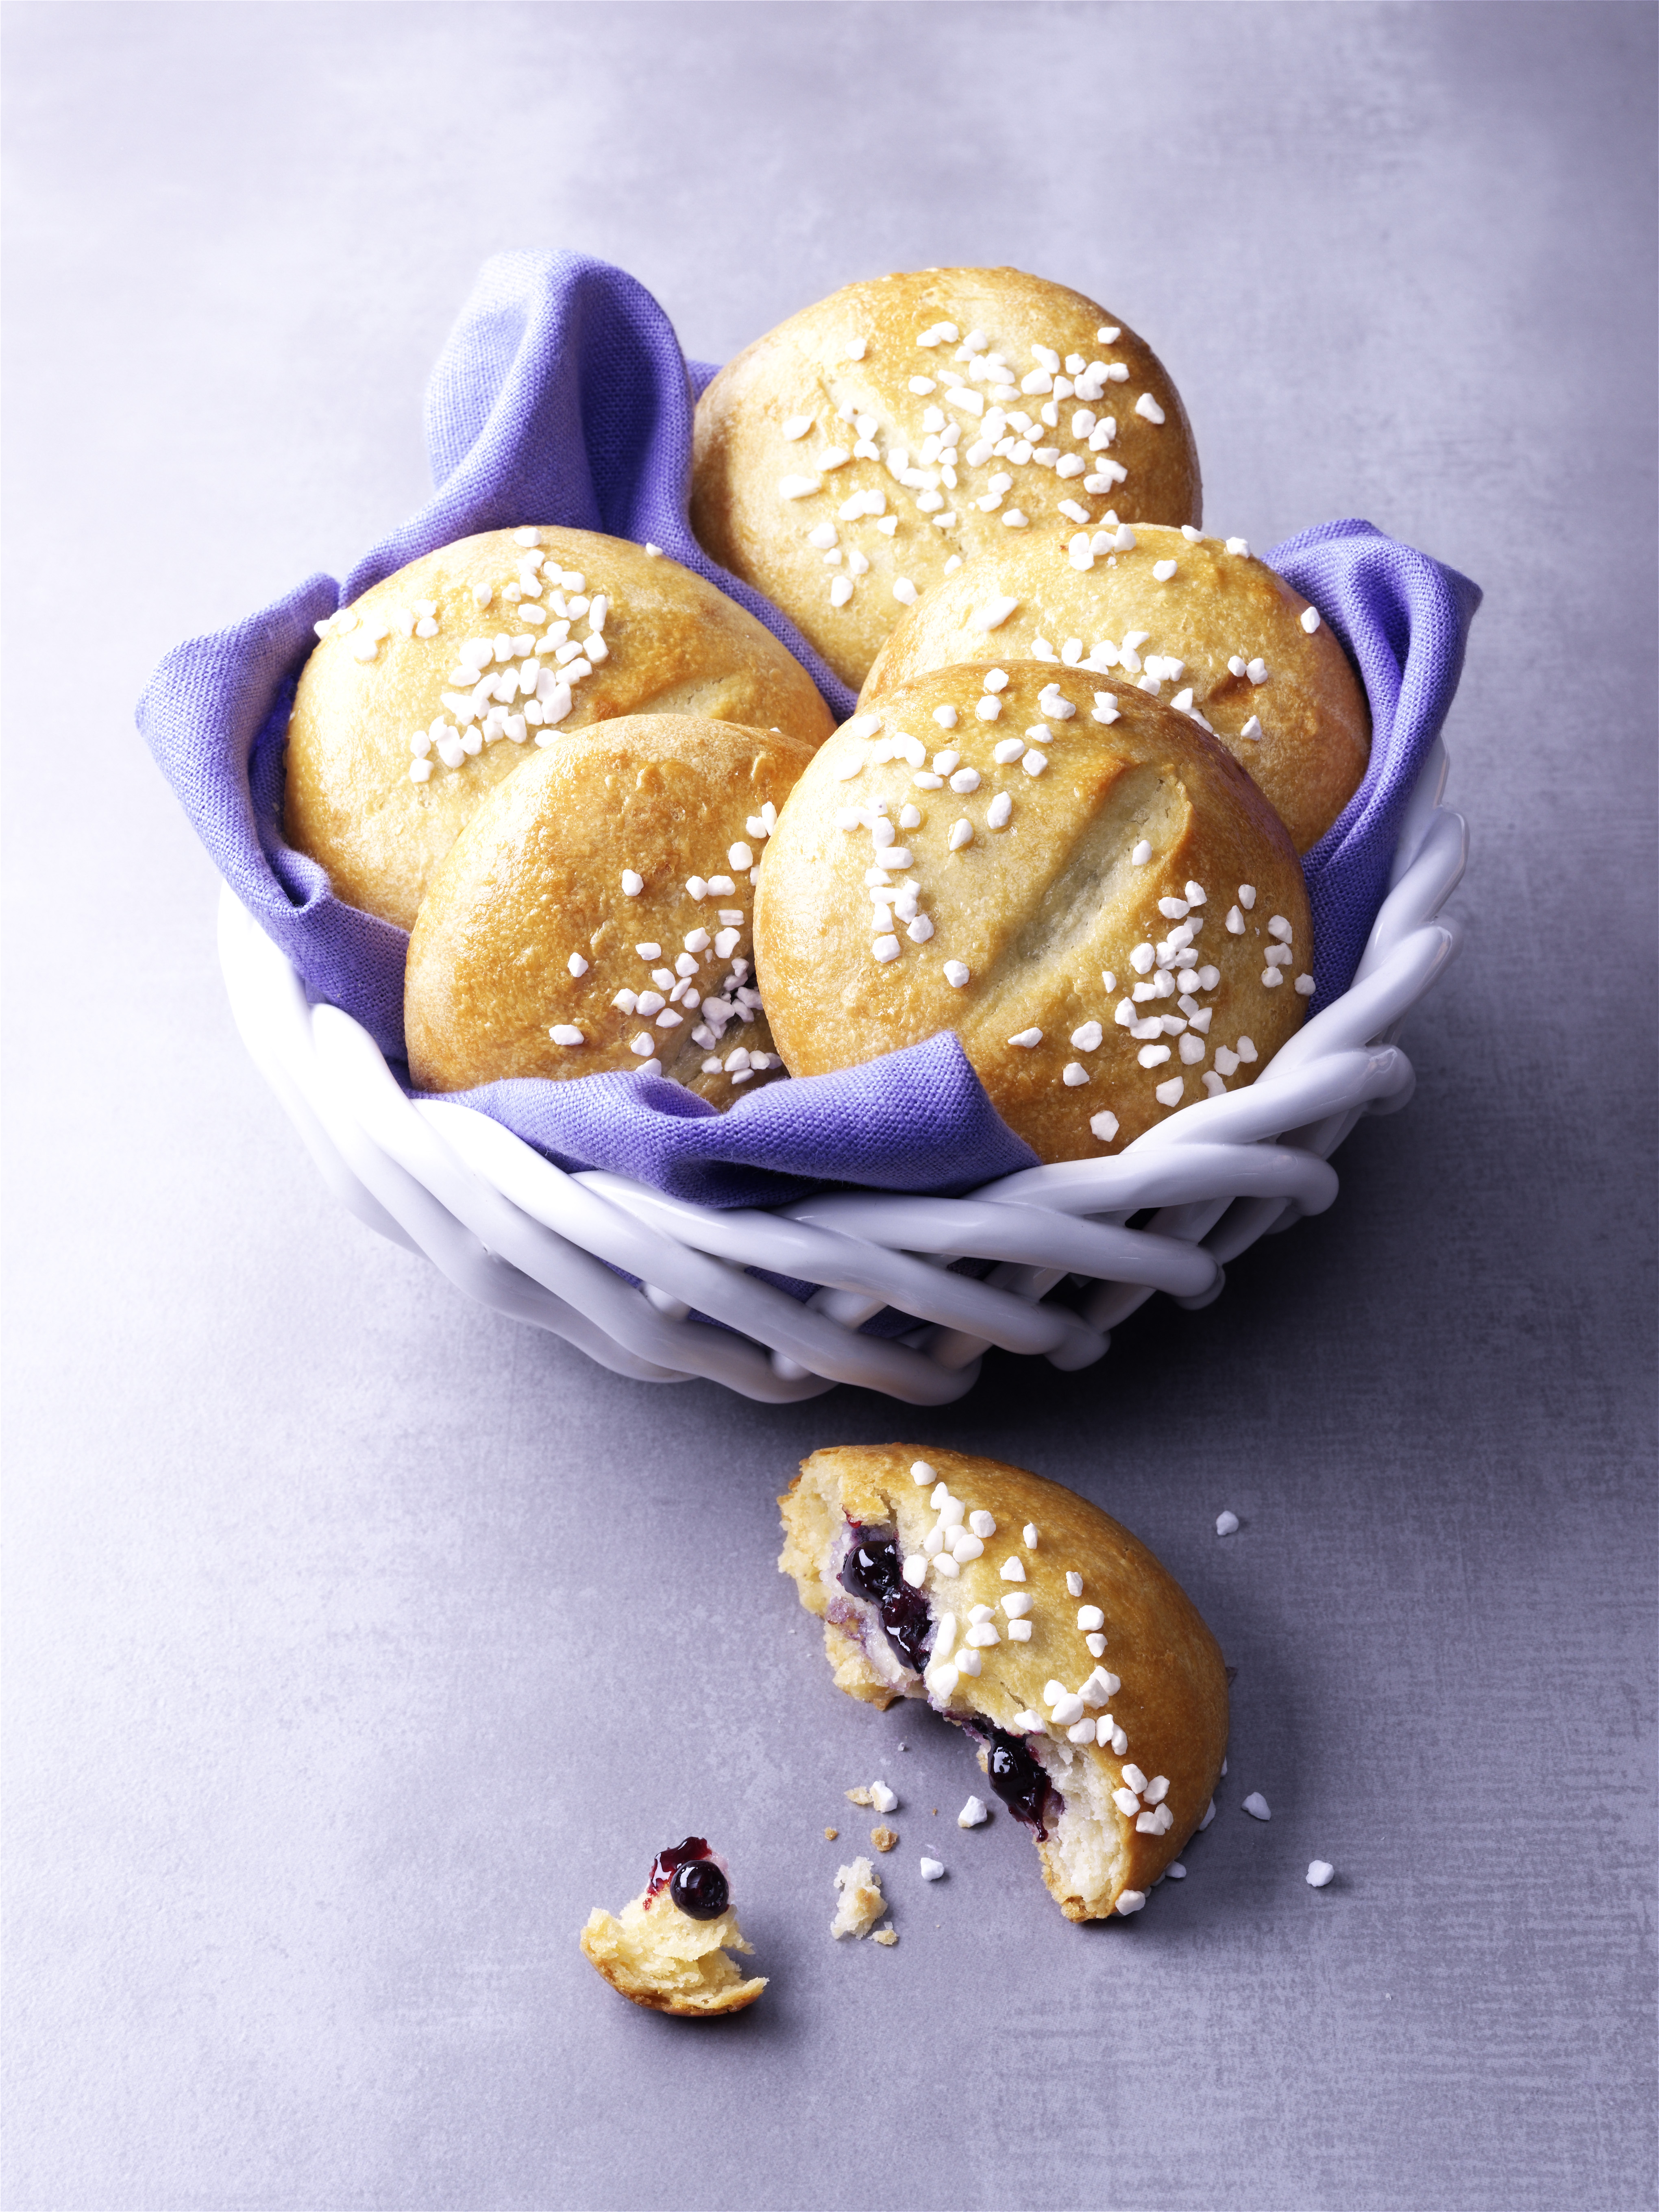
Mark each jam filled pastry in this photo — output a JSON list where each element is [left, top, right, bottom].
[[780, 1446, 1228, 1921]]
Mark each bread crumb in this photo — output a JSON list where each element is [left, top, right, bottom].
[[824, 1827, 838, 1840], [871, 1826, 899, 1853], [845, 1786, 873, 1807], [873, 1926, 899, 1946], [830, 1856, 886, 1940]]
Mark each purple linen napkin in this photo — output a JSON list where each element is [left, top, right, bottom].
[[1274, 520, 1482, 1006], [137, 248, 1477, 1206], [448, 1035, 1025, 1210]]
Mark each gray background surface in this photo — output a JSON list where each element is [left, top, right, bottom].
[[4, 4, 1655, 2208]]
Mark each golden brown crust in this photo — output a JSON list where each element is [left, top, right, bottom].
[[405, 714, 816, 1099], [861, 526, 1369, 851], [753, 663, 1311, 1164], [284, 528, 833, 930], [579, 1888, 766, 2017], [779, 1446, 1229, 1920], [692, 268, 1201, 690]]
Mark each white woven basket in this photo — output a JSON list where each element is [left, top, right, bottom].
[[220, 742, 1465, 1404]]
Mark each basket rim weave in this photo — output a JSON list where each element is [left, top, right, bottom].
[[220, 743, 1466, 1404]]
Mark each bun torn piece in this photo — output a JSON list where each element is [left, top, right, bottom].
[[580, 1835, 766, 2016], [779, 1446, 1229, 1922], [831, 1854, 888, 1939]]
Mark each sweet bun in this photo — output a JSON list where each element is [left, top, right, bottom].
[[753, 662, 1311, 1164], [581, 1837, 766, 2016], [779, 1446, 1228, 1921], [862, 524, 1369, 852], [692, 268, 1201, 692], [406, 714, 813, 1099], [285, 527, 834, 930]]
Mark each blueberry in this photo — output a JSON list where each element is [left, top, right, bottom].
[[839, 1528, 932, 1673], [669, 1859, 730, 1920], [980, 1726, 1056, 1836]]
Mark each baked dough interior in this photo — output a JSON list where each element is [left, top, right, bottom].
[[830, 1855, 888, 1939]]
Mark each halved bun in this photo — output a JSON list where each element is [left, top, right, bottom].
[[780, 1446, 1228, 1922]]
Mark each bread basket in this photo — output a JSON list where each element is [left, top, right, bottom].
[[218, 737, 1464, 1406], [139, 253, 1474, 1402]]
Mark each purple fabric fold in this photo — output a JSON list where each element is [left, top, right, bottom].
[[1276, 520, 1482, 1007], [135, 247, 1477, 1205], [440, 1030, 1032, 1209]]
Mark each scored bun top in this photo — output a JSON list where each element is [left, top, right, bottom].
[[284, 528, 834, 930], [406, 713, 815, 1102], [862, 525, 1369, 852], [753, 662, 1311, 1165], [692, 268, 1201, 692]]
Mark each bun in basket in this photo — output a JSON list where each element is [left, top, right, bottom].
[[779, 1445, 1228, 1921], [861, 524, 1368, 852], [692, 268, 1200, 691], [753, 663, 1311, 1164], [285, 527, 833, 930], [406, 714, 814, 1100]]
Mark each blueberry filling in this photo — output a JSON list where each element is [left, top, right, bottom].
[[838, 1527, 933, 1674], [970, 1722, 1057, 1838], [835, 1524, 1055, 1840], [647, 1835, 729, 1918], [669, 1859, 730, 1920]]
